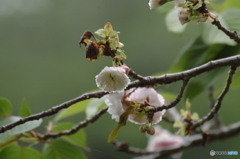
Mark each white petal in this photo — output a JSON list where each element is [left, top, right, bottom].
[[148, 0, 161, 10], [105, 92, 125, 122]]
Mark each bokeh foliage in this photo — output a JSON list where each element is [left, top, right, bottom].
[[1, 0, 240, 158]]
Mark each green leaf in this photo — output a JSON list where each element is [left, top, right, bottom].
[[19, 99, 32, 117], [85, 97, 106, 119], [107, 110, 130, 142], [169, 37, 228, 71], [53, 100, 89, 122], [169, 37, 209, 72], [180, 109, 188, 118], [202, 14, 235, 46], [191, 112, 199, 121], [173, 120, 183, 128], [104, 22, 113, 36], [0, 116, 42, 142], [165, 8, 187, 34], [0, 139, 17, 152], [221, 9, 240, 35], [94, 28, 106, 38], [42, 139, 87, 159], [169, 37, 240, 100], [0, 144, 41, 159], [53, 122, 86, 148], [0, 98, 12, 116]]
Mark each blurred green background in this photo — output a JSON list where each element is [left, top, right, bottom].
[[0, 0, 239, 159]]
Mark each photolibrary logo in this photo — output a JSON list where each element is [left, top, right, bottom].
[[210, 150, 238, 156], [210, 150, 215, 156]]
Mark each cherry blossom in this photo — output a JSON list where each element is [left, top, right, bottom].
[[95, 66, 130, 92], [105, 87, 166, 125], [127, 87, 165, 125]]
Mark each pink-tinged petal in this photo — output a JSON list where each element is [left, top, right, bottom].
[[127, 88, 165, 125], [178, 8, 189, 25], [146, 126, 185, 151]]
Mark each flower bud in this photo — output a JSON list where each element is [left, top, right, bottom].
[[121, 65, 130, 75], [147, 126, 155, 135]]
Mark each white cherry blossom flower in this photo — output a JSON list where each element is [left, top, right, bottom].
[[95, 66, 130, 92], [105, 87, 166, 125]]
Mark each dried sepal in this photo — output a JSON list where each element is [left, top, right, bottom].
[[85, 41, 100, 61], [79, 31, 95, 47]]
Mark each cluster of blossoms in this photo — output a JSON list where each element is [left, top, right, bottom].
[[105, 87, 166, 141], [80, 23, 166, 141], [148, 0, 216, 25], [106, 87, 165, 124], [80, 23, 131, 92]]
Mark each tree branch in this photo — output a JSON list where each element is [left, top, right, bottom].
[[212, 19, 240, 44], [0, 91, 107, 133], [190, 66, 237, 130], [153, 79, 189, 112], [112, 121, 240, 159], [41, 107, 108, 140], [0, 55, 240, 134], [128, 69, 146, 81], [127, 55, 240, 89], [197, 2, 240, 44]]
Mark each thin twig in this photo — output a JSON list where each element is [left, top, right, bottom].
[[212, 19, 240, 44], [154, 79, 189, 112], [190, 66, 237, 130], [41, 107, 108, 140], [128, 69, 146, 81], [0, 91, 107, 134], [112, 121, 240, 159], [196, 2, 240, 44], [0, 55, 240, 134]]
